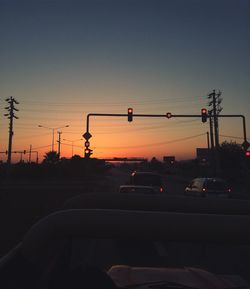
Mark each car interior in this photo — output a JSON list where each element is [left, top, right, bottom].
[[1, 207, 250, 288]]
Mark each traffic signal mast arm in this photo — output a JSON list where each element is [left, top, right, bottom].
[[85, 112, 248, 156], [86, 113, 204, 132]]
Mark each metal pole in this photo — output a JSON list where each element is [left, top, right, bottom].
[[58, 132, 62, 158], [7, 116, 13, 164], [212, 90, 219, 148], [29, 145, 32, 163], [207, 132, 210, 149], [217, 115, 247, 144], [242, 115, 247, 143], [52, 128, 55, 151], [209, 112, 214, 150], [85, 112, 248, 163]]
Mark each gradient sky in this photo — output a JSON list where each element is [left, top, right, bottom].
[[0, 0, 249, 163]]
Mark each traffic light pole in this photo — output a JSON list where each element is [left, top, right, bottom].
[[86, 113, 204, 133], [216, 115, 247, 145], [84, 112, 249, 160]]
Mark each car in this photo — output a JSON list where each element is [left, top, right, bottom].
[[119, 185, 159, 194], [1, 208, 250, 288], [130, 171, 166, 193], [184, 177, 232, 198]]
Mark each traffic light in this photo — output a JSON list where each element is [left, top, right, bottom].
[[85, 141, 90, 148], [84, 148, 93, 158], [246, 151, 250, 157], [201, 108, 208, 123], [128, 108, 133, 122]]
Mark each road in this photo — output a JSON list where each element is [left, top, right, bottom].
[[106, 167, 250, 198], [0, 166, 250, 257]]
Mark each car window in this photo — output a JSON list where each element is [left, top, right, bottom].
[[131, 174, 161, 186], [192, 179, 199, 189], [205, 180, 229, 190], [120, 187, 155, 194]]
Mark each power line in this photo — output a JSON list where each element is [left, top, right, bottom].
[[20, 96, 203, 107], [96, 133, 206, 149], [91, 123, 203, 135], [32, 144, 52, 150], [219, 134, 245, 140]]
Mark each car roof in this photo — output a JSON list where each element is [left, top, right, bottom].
[[193, 177, 227, 182], [120, 185, 156, 189], [131, 171, 160, 176]]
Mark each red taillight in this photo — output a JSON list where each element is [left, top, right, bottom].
[[160, 187, 164, 193]]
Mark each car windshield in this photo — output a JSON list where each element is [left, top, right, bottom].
[[132, 174, 161, 186], [120, 186, 155, 194]]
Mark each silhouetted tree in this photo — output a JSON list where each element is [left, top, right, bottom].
[[43, 151, 60, 165], [219, 141, 245, 180], [71, 154, 82, 162], [219, 141, 243, 167]]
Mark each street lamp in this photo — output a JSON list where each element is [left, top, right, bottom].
[[38, 124, 69, 152], [63, 138, 83, 157]]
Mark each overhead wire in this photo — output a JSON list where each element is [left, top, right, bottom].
[[96, 133, 206, 149]]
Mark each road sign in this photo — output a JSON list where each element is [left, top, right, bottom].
[[83, 132, 92, 140], [242, 140, 250, 151]]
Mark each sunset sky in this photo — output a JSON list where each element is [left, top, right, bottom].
[[0, 0, 249, 163]]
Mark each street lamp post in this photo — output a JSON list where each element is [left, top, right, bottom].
[[63, 138, 83, 157], [38, 124, 69, 152]]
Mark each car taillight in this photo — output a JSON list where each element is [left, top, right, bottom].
[[160, 187, 164, 193]]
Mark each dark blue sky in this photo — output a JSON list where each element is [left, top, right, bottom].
[[0, 0, 249, 160]]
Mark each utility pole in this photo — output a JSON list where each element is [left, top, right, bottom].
[[208, 111, 214, 150], [208, 90, 223, 175], [4, 96, 19, 164], [208, 90, 223, 149], [29, 145, 32, 163], [206, 132, 210, 149], [57, 131, 62, 158]]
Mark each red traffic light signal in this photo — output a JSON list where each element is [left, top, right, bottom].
[[246, 151, 250, 157], [201, 108, 208, 123], [85, 141, 90, 148], [128, 108, 133, 122]]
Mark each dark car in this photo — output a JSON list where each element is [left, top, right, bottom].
[[185, 177, 231, 198], [130, 171, 166, 193]]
